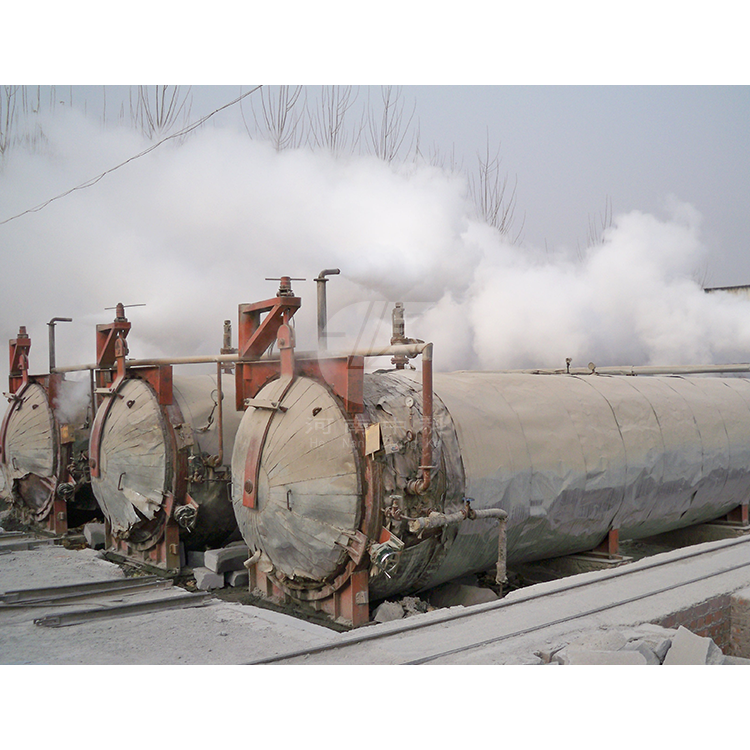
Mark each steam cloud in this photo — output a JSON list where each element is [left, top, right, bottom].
[[2, 107, 750, 388], [51, 375, 92, 426]]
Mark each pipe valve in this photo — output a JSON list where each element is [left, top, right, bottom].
[[369, 533, 405, 579]]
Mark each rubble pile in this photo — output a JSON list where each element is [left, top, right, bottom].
[[534, 624, 750, 665]]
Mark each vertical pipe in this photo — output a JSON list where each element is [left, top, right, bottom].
[[47, 317, 72, 372], [496, 516, 507, 586], [215, 360, 224, 465], [48, 323, 56, 373], [315, 268, 340, 350], [406, 342, 434, 495], [89, 368, 97, 418]]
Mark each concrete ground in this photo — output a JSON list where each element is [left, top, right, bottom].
[[3, 532, 750, 665], [0, 544, 334, 665], [1, 525, 746, 750]]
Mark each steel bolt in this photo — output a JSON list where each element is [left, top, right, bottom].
[[244, 480, 254, 494]]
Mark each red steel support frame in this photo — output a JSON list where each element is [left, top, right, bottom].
[[2, 329, 69, 534], [89, 308, 182, 573], [235, 284, 433, 626]]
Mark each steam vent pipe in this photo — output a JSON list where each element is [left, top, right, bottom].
[[47, 317, 72, 372], [231, 366, 750, 610], [315, 268, 340, 350]]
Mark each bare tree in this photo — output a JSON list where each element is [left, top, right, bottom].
[[249, 85, 306, 151], [131, 86, 193, 139], [577, 195, 614, 259], [425, 140, 463, 173], [308, 85, 361, 155], [468, 134, 522, 241], [365, 86, 417, 163], [0, 86, 19, 158]]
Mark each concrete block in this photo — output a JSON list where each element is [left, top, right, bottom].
[[194, 566, 225, 590], [663, 626, 724, 665], [428, 582, 499, 609], [621, 642, 661, 665], [569, 630, 628, 652], [83, 522, 106, 550], [227, 569, 249, 588], [186, 550, 205, 569], [653, 639, 673, 663], [722, 654, 750, 665], [204, 545, 249, 574], [556, 647, 647, 665], [373, 601, 404, 623]]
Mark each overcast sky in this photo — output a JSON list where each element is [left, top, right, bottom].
[[17, 83, 748, 283], [2, 83, 750, 384], [181, 84, 750, 286], [2, 6, 749, 387]]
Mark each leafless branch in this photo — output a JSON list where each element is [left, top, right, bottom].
[[577, 195, 614, 260], [132, 86, 193, 140], [251, 86, 307, 151], [0, 86, 20, 157], [365, 86, 417, 163], [468, 133, 522, 241], [308, 85, 361, 154]]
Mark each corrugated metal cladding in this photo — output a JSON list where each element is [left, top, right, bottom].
[[427, 372, 750, 584]]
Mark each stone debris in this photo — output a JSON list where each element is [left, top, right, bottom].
[[227, 569, 249, 588], [194, 567, 225, 590], [621, 641, 662, 665], [372, 596, 434, 623], [373, 601, 404, 623], [427, 582, 499, 608], [402, 596, 433, 617], [662, 626, 724, 665], [556, 647, 648, 665], [83, 522, 106, 550], [538, 623, 748, 665], [203, 545, 250, 574]]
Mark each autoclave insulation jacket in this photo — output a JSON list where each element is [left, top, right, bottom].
[[231, 370, 750, 598]]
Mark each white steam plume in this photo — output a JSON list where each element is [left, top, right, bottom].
[[1, 108, 750, 391]]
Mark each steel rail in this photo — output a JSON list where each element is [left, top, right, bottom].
[[248, 535, 750, 664], [0, 538, 59, 554], [33, 591, 212, 627], [0, 576, 173, 606]]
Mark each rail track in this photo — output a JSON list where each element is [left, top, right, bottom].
[[0, 541, 213, 628], [249, 535, 750, 665]]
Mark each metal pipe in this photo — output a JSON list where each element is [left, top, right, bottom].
[[407, 505, 508, 532], [406, 342, 433, 495], [407, 503, 508, 585], [47, 317, 72, 372], [215, 361, 224, 466], [51, 343, 433, 373], [507, 363, 750, 377], [315, 268, 340, 351]]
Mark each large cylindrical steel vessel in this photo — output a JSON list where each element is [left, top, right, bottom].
[[91, 371, 241, 552], [0, 376, 96, 527], [232, 369, 750, 602]]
